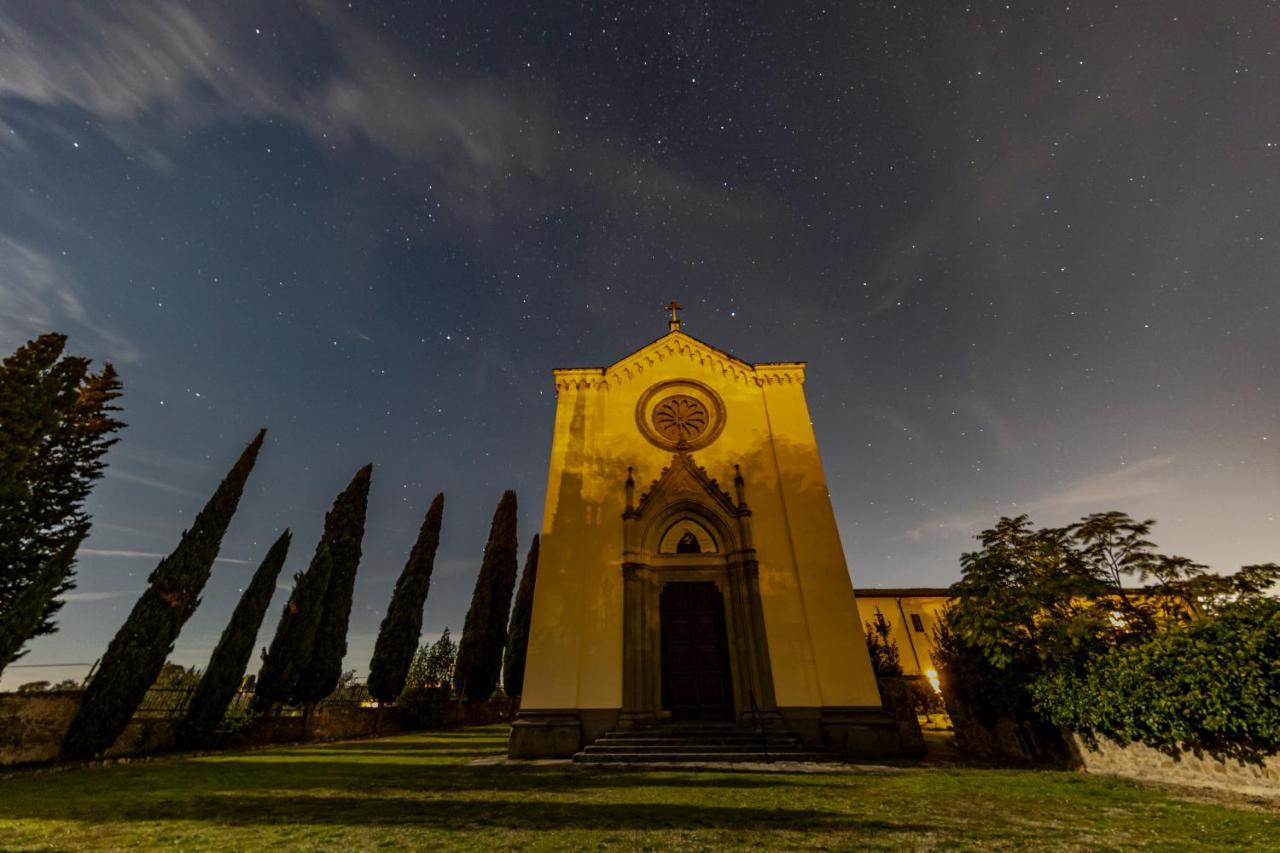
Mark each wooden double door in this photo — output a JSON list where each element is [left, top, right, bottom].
[[660, 581, 734, 721]]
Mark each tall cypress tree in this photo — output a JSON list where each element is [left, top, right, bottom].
[[0, 333, 124, 635], [0, 534, 84, 678], [177, 530, 291, 748], [455, 490, 519, 703], [253, 543, 333, 711], [502, 534, 539, 698], [291, 464, 373, 707], [61, 430, 265, 760], [368, 492, 444, 704]]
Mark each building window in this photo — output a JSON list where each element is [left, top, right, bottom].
[[910, 614, 925, 633]]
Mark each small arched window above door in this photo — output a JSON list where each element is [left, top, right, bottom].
[[658, 518, 719, 555]]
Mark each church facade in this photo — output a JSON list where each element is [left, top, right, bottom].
[[509, 309, 912, 758]]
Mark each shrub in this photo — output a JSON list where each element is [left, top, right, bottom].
[[1031, 597, 1280, 757], [397, 685, 452, 728]]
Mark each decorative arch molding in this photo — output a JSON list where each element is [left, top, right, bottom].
[[658, 517, 719, 555], [619, 452, 778, 728]]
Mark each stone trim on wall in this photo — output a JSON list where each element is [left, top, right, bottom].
[[550, 331, 807, 393]]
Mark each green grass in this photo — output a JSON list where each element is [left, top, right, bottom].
[[0, 725, 1276, 851]]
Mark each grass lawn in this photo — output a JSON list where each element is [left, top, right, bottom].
[[0, 725, 1276, 851]]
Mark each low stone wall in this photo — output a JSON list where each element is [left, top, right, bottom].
[[1069, 732, 1280, 798], [0, 691, 514, 767], [0, 692, 80, 765], [0, 692, 175, 765]]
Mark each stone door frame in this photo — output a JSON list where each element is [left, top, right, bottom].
[[619, 456, 779, 728]]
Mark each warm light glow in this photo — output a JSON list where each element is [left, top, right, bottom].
[[925, 667, 941, 694]]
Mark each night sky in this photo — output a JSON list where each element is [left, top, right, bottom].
[[2, 2, 1277, 688]]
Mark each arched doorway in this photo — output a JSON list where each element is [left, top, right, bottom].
[[619, 453, 779, 728]]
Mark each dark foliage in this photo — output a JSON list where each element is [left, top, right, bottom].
[[60, 430, 265, 760], [177, 530, 291, 748], [0, 534, 84, 676], [368, 493, 444, 704], [455, 491, 518, 703], [292, 464, 373, 705], [1032, 597, 1280, 757], [253, 542, 332, 711], [0, 333, 124, 636], [397, 685, 453, 728], [936, 510, 1278, 760], [502, 533, 539, 697], [864, 607, 902, 677]]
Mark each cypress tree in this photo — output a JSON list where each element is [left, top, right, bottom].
[[368, 492, 444, 704], [177, 530, 292, 748], [253, 542, 333, 711], [0, 533, 84, 677], [0, 333, 124, 635], [502, 534, 539, 698], [290, 464, 373, 706], [455, 490, 519, 703], [61, 430, 266, 760]]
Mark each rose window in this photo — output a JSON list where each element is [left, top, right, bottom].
[[651, 395, 709, 444]]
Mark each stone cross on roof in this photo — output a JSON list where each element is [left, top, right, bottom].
[[665, 300, 684, 332]]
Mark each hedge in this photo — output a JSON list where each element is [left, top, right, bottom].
[[1031, 597, 1280, 755]]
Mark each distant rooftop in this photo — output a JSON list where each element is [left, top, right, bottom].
[[858, 587, 951, 598]]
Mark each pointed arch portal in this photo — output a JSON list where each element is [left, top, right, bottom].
[[619, 453, 779, 727]]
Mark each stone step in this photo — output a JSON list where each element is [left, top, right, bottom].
[[582, 743, 815, 754], [594, 735, 805, 745], [573, 751, 837, 764], [572, 724, 838, 765]]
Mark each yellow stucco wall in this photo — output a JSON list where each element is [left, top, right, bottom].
[[855, 593, 950, 676], [521, 329, 883, 712]]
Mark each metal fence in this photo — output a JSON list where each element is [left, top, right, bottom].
[[130, 679, 376, 720]]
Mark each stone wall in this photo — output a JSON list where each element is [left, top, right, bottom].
[[0, 692, 80, 765], [0, 692, 177, 765], [0, 691, 514, 767], [1069, 733, 1280, 798]]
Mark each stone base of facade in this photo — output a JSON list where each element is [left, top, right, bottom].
[[507, 709, 619, 759], [508, 705, 921, 759], [780, 705, 925, 759]]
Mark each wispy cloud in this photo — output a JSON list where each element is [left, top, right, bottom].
[[906, 456, 1175, 540], [60, 589, 138, 602], [0, 233, 140, 362], [0, 2, 754, 226], [105, 467, 202, 498], [80, 548, 249, 565]]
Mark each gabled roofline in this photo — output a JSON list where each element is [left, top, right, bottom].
[[551, 329, 806, 375]]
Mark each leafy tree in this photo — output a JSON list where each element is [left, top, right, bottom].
[[292, 464, 372, 710], [950, 512, 1276, 676], [938, 510, 1278, 759], [17, 681, 50, 693], [368, 493, 444, 704], [177, 530, 291, 748], [60, 430, 265, 760], [405, 628, 457, 694], [50, 678, 80, 691], [0, 534, 83, 677], [0, 333, 124, 636], [502, 534, 539, 698], [864, 607, 902, 677], [455, 491, 519, 703]]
